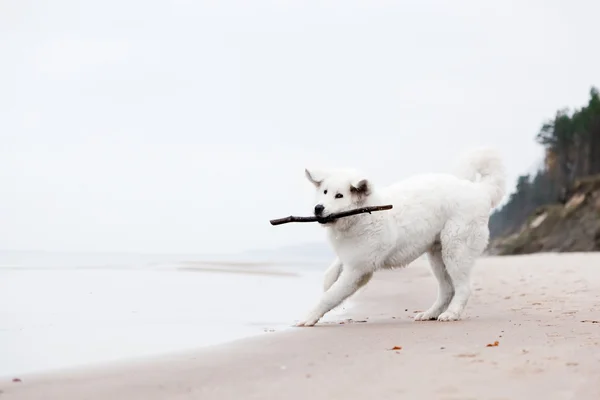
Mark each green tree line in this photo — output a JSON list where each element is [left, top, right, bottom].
[[489, 87, 600, 239]]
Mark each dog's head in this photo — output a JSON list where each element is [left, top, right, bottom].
[[304, 167, 372, 223]]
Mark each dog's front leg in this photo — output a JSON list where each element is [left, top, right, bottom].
[[295, 268, 372, 327], [323, 257, 343, 292]]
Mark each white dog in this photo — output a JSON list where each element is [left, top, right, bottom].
[[295, 148, 506, 327]]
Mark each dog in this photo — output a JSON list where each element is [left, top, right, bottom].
[[295, 148, 506, 327]]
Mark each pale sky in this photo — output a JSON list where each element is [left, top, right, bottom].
[[1, 0, 599, 254]]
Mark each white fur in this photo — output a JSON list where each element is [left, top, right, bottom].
[[295, 147, 506, 326]]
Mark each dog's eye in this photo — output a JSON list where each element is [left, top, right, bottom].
[[324, 190, 328, 194], [335, 193, 343, 199]]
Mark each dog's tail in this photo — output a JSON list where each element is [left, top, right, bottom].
[[455, 147, 507, 209]]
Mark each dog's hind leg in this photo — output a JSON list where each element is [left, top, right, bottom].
[[323, 258, 343, 292], [414, 245, 454, 321], [296, 267, 373, 327], [437, 222, 488, 322]]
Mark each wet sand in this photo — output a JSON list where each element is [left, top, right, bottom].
[[2, 253, 600, 399]]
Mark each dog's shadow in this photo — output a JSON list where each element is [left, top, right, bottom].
[[304, 316, 482, 330]]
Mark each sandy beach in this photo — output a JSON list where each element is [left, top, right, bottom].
[[2, 253, 600, 400]]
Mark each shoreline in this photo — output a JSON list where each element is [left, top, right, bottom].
[[0, 263, 328, 378], [3, 253, 600, 399]]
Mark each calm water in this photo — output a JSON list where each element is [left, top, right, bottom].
[[0, 251, 341, 377]]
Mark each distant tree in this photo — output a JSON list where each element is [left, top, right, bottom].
[[490, 86, 600, 239]]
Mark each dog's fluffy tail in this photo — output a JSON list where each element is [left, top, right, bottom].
[[455, 147, 507, 209]]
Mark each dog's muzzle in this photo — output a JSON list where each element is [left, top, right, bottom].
[[314, 204, 325, 217]]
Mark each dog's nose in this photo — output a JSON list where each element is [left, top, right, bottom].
[[314, 204, 325, 216]]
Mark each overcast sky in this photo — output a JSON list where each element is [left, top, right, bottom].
[[1, 0, 599, 254]]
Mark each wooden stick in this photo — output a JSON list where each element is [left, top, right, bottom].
[[269, 204, 393, 226]]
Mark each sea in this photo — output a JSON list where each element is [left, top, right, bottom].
[[0, 250, 343, 377]]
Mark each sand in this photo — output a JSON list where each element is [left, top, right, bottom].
[[2, 253, 600, 400]]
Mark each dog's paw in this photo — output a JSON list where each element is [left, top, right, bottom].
[[414, 311, 439, 321], [294, 314, 321, 327], [294, 318, 318, 327], [437, 311, 461, 322]]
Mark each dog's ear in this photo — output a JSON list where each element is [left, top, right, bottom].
[[305, 168, 325, 187], [350, 178, 371, 196]]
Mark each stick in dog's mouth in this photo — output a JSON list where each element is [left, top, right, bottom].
[[269, 205, 393, 226]]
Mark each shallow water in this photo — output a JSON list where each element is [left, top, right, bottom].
[[0, 252, 338, 377]]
